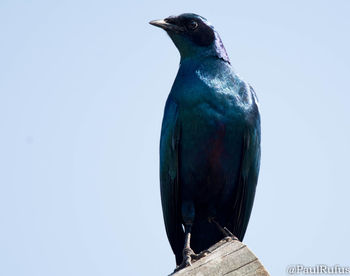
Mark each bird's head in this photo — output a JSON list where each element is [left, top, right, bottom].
[[150, 13, 230, 63]]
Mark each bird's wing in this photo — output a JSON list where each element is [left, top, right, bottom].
[[159, 97, 184, 264], [228, 104, 261, 241]]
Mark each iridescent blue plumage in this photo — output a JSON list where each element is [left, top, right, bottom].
[[151, 13, 261, 269]]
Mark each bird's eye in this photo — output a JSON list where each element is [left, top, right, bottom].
[[188, 21, 198, 30]]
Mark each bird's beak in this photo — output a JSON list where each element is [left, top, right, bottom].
[[149, 19, 183, 33]]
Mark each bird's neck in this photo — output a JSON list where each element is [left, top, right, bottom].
[[179, 33, 230, 65]]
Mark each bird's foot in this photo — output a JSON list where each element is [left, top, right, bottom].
[[173, 248, 193, 272], [223, 236, 238, 242], [191, 249, 211, 260], [173, 248, 210, 272], [222, 227, 238, 242]]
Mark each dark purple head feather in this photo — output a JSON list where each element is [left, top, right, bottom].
[[150, 13, 230, 64]]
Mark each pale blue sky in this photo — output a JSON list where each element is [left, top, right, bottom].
[[0, 1, 349, 275]]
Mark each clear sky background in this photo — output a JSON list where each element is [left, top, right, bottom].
[[1, 1, 349, 275]]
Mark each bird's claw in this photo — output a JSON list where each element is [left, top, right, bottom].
[[223, 235, 238, 243], [191, 249, 211, 260], [173, 258, 191, 272], [173, 248, 210, 273]]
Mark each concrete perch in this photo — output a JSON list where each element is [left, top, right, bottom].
[[171, 238, 270, 276]]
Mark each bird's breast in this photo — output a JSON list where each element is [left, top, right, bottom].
[[172, 58, 257, 202], [179, 102, 245, 181]]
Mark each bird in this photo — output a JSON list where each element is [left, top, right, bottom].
[[150, 13, 261, 271]]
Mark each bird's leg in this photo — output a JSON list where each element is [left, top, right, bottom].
[[209, 217, 238, 241], [174, 224, 193, 272], [184, 224, 211, 260], [182, 224, 193, 265], [173, 224, 210, 272]]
